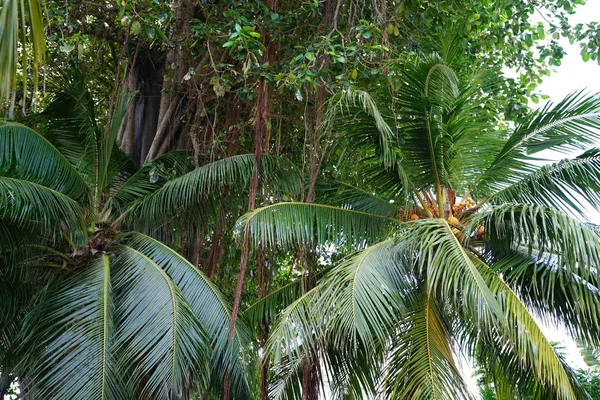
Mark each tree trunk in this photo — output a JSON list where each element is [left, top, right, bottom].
[[224, 2, 276, 399], [119, 50, 165, 165]]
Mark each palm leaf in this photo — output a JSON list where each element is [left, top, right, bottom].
[[107, 150, 193, 212], [0, 0, 45, 104], [489, 149, 600, 217], [0, 177, 85, 240], [35, 73, 99, 172], [116, 232, 252, 396], [493, 251, 600, 347], [239, 202, 402, 250], [326, 87, 397, 168], [472, 91, 600, 198], [473, 257, 587, 400], [113, 246, 211, 398], [96, 93, 135, 199], [410, 219, 506, 326], [469, 204, 600, 287], [20, 255, 120, 400], [314, 179, 398, 217], [126, 154, 300, 227], [384, 291, 471, 400], [0, 122, 90, 202]]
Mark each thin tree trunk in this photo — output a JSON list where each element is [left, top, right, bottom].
[[224, 2, 276, 398]]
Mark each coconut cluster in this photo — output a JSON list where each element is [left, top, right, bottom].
[[451, 197, 476, 216]]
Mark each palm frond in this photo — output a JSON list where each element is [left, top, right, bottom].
[[107, 150, 193, 212], [473, 91, 600, 198], [410, 219, 506, 325], [0, 122, 90, 201], [472, 257, 587, 400], [326, 87, 397, 168], [493, 251, 600, 347], [469, 204, 600, 287], [243, 275, 308, 330], [383, 291, 471, 400], [126, 154, 300, 227], [20, 255, 120, 400], [489, 149, 600, 217], [35, 73, 99, 172], [97, 93, 135, 198], [266, 240, 409, 389], [113, 246, 211, 398], [116, 232, 252, 396], [314, 179, 398, 217], [0, 177, 85, 240], [239, 202, 402, 250], [392, 54, 459, 189]]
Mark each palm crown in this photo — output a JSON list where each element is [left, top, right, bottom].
[[0, 80, 300, 399], [240, 53, 600, 399]]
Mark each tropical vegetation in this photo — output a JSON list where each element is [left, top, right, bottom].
[[2, 0, 600, 399]]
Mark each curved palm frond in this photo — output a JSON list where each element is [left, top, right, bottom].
[[489, 149, 600, 217], [472, 257, 587, 400], [266, 240, 411, 396], [113, 246, 211, 398], [326, 87, 397, 168], [116, 232, 252, 396], [393, 54, 459, 190], [493, 251, 600, 346], [126, 154, 300, 227], [315, 179, 398, 217], [0, 177, 85, 240], [35, 74, 99, 171], [410, 219, 506, 325], [473, 91, 600, 198], [239, 202, 402, 250], [97, 94, 135, 198], [469, 204, 600, 287], [108, 150, 194, 211], [0, 122, 90, 201], [384, 291, 471, 400], [19, 255, 120, 400]]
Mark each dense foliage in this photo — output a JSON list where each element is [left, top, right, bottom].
[[2, 0, 600, 399]]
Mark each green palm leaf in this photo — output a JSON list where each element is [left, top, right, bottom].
[[20, 255, 120, 400], [127, 154, 300, 227], [489, 149, 600, 216], [0, 177, 84, 239], [470, 204, 600, 286], [239, 202, 401, 249], [108, 150, 193, 211], [384, 291, 470, 400], [0, 0, 45, 104], [117, 233, 252, 396], [0, 122, 90, 201], [410, 219, 506, 326], [473, 91, 600, 198], [474, 258, 586, 400], [494, 251, 600, 347], [113, 246, 211, 398]]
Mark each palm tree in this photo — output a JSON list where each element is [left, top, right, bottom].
[[0, 80, 297, 399], [0, 0, 45, 111], [240, 53, 600, 399]]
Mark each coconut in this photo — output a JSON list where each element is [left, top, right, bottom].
[[448, 216, 460, 226]]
